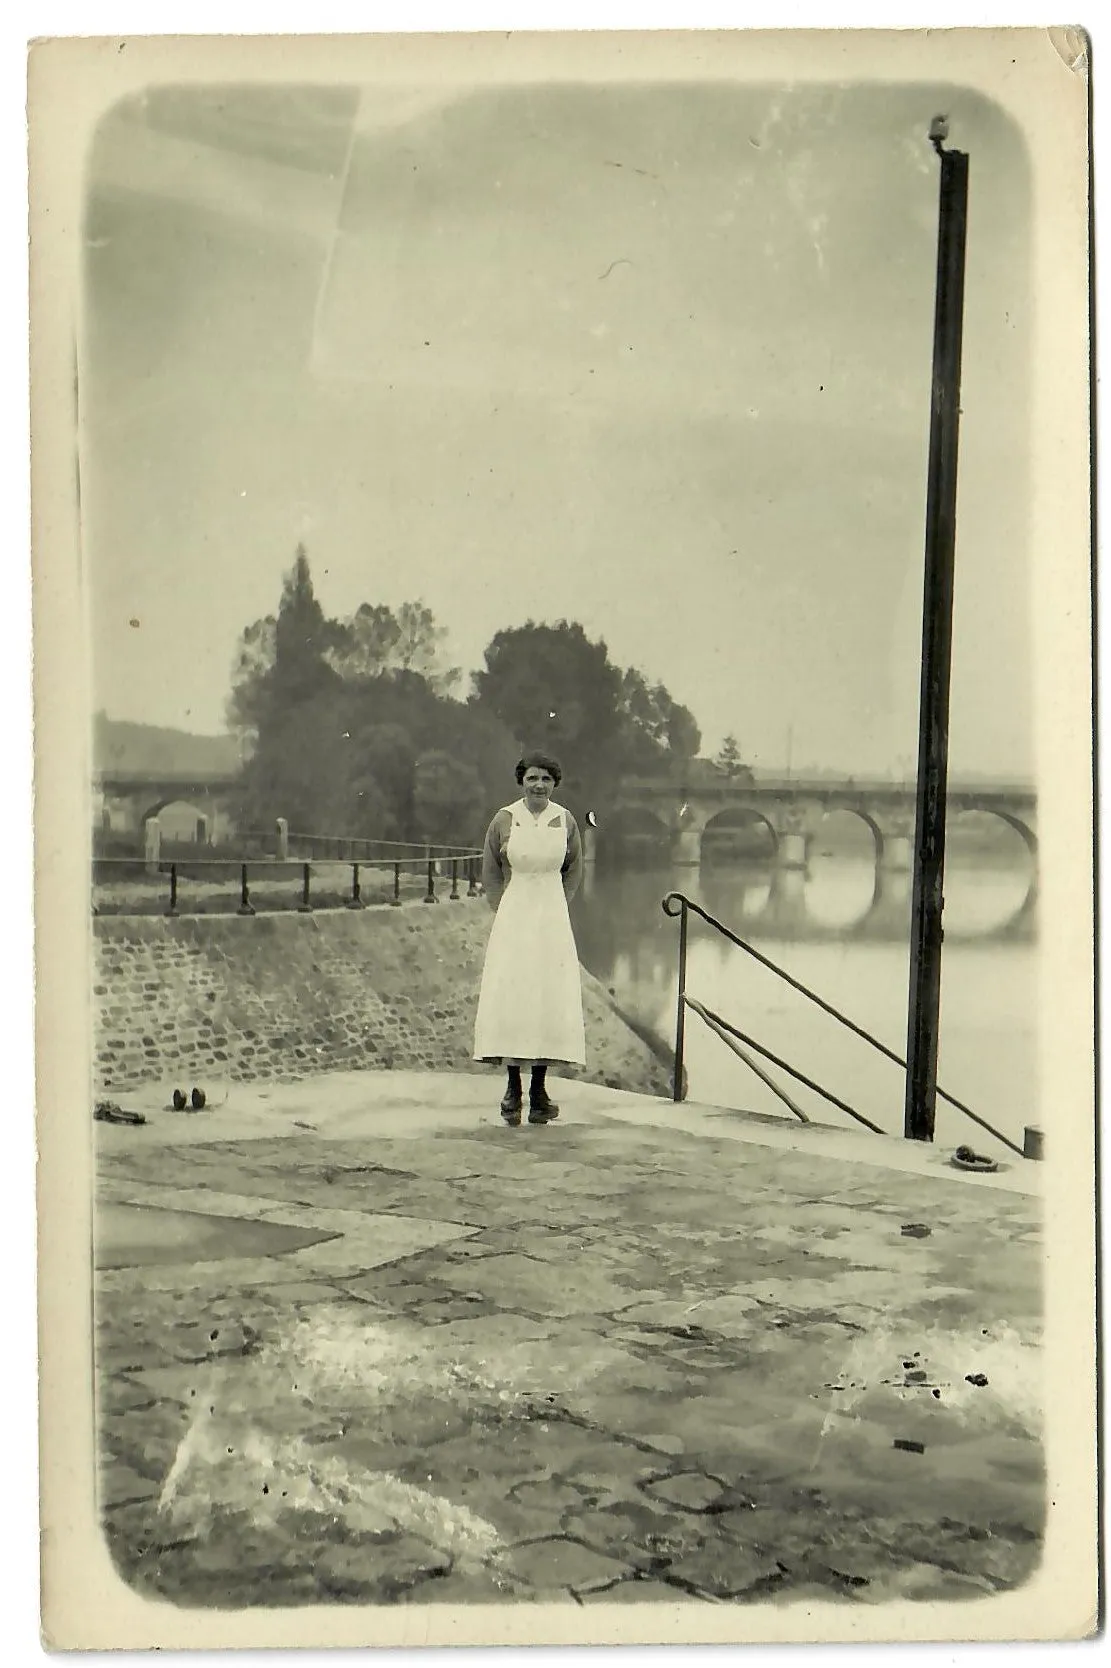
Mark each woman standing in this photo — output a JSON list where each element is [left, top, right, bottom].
[[473, 753, 586, 1126]]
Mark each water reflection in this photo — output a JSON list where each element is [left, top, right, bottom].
[[575, 854, 1034, 1003]]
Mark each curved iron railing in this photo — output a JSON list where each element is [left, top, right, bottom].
[[662, 890, 1025, 1157]]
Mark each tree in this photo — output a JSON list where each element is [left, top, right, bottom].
[[326, 599, 459, 693], [715, 734, 744, 777], [341, 717, 417, 843], [665, 701, 701, 761], [472, 620, 706, 815], [396, 601, 459, 690], [241, 688, 350, 833], [228, 546, 339, 744], [227, 558, 706, 845], [227, 614, 276, 740], [272, 545, 335, 707], [413, 750, 486, 849], [230, 548, 347, 828], [617, 670, 701, 769], [472, 621, 627, 814]]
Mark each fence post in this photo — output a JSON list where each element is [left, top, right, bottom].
[[275, 817, 289, 861], [144, 816, 161, 876], [467, 856, 479, 897], [346, 863, 363, 909], [392, 863, 402, 906], [165, 862, 179, 918], [450, 858, 460, 900], [424, 856, 437, 904], [238, 862, 255, 917], [298, 862, 313, 913]]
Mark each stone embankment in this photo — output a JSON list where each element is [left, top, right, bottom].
[[92, 902, 671, 1099]]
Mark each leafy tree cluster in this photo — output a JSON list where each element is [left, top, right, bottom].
[[714, 734, 745, 777], [229, 547, 702, 847]]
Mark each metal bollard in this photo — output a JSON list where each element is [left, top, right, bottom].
[[238, 862, 255, 917], [1023, 1125, 1044, 1161], [346, 862, 363, 909], [467, 856, 479, 897], [450, 858, 460, 900], [424, 858, 438, 904]]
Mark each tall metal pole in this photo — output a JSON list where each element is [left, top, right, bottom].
[[904, 123, 969, 1143]]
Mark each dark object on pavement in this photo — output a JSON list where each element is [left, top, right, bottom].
[[172, 1089, 187, 1110], [191, 1087, 207, 1110], [951, 1146, 998, 1173], [965, 1373, 989, 1388], [893, 1438, 926, 1454], [901, 1223, 932, 1238], [94, 1100, 147, 1127]]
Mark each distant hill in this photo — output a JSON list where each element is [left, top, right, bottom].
[[93, 713, 244, 778]]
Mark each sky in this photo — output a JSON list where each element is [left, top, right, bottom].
[[80, 75, 1033, 778]]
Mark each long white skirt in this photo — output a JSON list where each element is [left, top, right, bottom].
[[473, 871, 586, 1065]]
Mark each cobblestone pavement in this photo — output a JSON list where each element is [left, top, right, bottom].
[[94, 1074, 1044, 1611]]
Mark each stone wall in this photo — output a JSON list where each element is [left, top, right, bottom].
[[93, 901, 672, 1098]]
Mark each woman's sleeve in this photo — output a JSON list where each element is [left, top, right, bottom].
[[481, 814, 507, 911], [561, 814, 585, 902]]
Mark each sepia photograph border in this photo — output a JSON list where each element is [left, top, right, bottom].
[[30, 24, 1095, 1651]]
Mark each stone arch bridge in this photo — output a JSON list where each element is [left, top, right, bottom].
[[598, 776, 1038, 873], [95, 768, 242, 846]]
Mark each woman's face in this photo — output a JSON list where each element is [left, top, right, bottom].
[[522, 766, 556, 808]]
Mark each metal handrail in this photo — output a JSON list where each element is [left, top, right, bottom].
[[663, 889, 1025, 1157], [686, 999, 810, 1125], [686, 997, 884, 1134]]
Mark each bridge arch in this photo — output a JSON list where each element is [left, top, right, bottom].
[[141, 796, 218, 844], [810, 804, 885, 864], [943, 807, 1037, 936], [596, 805, 672, 867], [700, 806, 778, 864], [979, 808, 1037, 861], [945, 805, 1037, 869]]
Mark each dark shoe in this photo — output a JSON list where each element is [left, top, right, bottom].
[[500, 1086, 523, 1126], [94, 1100, 147, 1127], [528, 1088, 559, 1124]]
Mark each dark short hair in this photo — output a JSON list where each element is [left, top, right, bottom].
[[515, 752, 562, 786]]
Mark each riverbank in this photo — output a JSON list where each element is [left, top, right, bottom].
[[91, 1069, 1045, 1636], [92, 902, 671, 1099]]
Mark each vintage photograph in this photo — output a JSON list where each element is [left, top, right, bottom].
[[32, 27, 1094, 1650]]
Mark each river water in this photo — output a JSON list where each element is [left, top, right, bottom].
[[569, 845, 1037, 1159]]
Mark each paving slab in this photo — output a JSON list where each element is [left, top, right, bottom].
[[94, 1067, 1044, 1609]]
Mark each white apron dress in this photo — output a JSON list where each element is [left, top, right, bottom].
[[473, 799, 587, 1066]]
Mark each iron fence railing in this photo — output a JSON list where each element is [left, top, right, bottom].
[[92, 849, 484, 917], [662, 890, 1026, 1158]]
